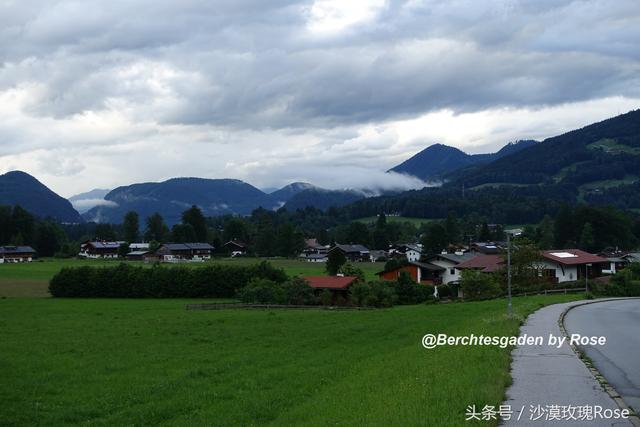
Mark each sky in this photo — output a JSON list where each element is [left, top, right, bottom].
[[1, 0, 639, 197]]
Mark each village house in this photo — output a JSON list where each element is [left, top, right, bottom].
[[539, 250, 609, 283], [390, 243, 422, 262], [455, 254, 505, 274], [623, 252, 640, 264], [369, 249, 389, 262], [128, 242, 150, 251], [0, 246, 36, 263], [78, 241, 123, 258], [222, 240, 248, 257], [423, 252, 478, 284], [126, 250, 152, 261], [299, 239, 328, 262], [156, 243, 214, 262], [329, 244, 371, 262], [376, 261, 445, 285], [470, 242, 502, 255], [304, 276, 358, 303]]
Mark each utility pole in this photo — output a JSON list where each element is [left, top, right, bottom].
[[507, 232, 512, 316], [585, 263, 591, 292]]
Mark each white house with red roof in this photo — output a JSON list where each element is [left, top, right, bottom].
[[540, 249, 608, 283]]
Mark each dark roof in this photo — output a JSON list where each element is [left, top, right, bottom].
[[184, 243, 214, 250], [304, 239, 325, 250], [161, 243, 214, 251], [426, 253, 477, 264], [331, 244, 370, 253], [411, 261, 445, 271], [542, 249, 608, 265], [456, 255, 504, 273], [85, 241, 122, 249], [376, 261, 445, 276], [0, 245, 36, 254], [223, 240, 247, 249], [304, 276, 358, 289]]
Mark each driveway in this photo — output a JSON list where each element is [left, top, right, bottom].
[[564, 299, 640, 414]]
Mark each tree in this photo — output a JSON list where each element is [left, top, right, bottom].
[[325, 249, 347, 275], [118, 243, 130, 258], [145, 213, 169, 242], [372, 228, 389, 250], [123, 211, 139, 242], [337, 262, 365, 282], [345, 221, 370, 246], [275, 223, 304, 257], [10, 205, 35, 244], [554, 205, 574, 248], [508, 239, 544, 291], [376, 212, 387, 229], [255, 225, 276, 257], [478, 222, 492, 241], [421, 223, 448, 256], [171, 223, 197, 243], [445, 212, 460, 244], [223, 217, 249, 243], [538, 215, 555, 249], [182, 205, 208, 242], [578, 222, 596, 252], [94, 223, 117, 241], [460, 270, 502, 300], [34, 222, 62, 257]]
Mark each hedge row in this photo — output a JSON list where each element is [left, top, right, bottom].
[[49, 262, 288, 298]]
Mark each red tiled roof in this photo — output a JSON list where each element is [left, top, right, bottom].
[[542, 249, 608, 265], [304, 276, 358, 289], [456, 255, 504, 273]]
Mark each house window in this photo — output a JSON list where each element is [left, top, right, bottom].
[[450, 268, 455, 275]]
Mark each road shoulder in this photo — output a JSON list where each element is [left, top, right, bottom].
[[503, 299, 636, 426]]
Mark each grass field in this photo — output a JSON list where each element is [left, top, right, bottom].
[[0, 258, 385, 298], [0, 294, 581, 425]]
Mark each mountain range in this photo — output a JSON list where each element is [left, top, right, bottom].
[[1, 109, 639, 224], [388, 140, 538, 181], [82, 179, 365, 224]]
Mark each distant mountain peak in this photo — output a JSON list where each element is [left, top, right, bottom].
[[388, 140, 539, 181], [0, 170, 82, 222]]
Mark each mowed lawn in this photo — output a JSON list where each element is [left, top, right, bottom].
[[0, 258, 385, 298], [0, 294, 580, 426]]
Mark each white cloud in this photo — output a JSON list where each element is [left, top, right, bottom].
[[0, 0, 638, 199]]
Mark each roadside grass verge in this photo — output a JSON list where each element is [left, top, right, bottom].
[[0, 294, 580, 425]]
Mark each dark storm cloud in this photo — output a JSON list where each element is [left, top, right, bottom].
[[1, 0, 638, 129]]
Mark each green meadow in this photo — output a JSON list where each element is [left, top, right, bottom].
[[0, 294, 580, 426]]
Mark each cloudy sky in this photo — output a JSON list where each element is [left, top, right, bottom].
[[1, 0, 639, 197]]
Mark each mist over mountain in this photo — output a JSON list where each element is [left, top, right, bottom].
[[69, 188, 112, 214]]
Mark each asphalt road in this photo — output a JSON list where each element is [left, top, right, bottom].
[[564, 299, 640, 413]]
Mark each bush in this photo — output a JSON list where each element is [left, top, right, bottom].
[[591, 265, 640, 297], [320, 289, 333, 306], [435, 284, 452, 299], [391, 271, 434, 304], [338, 262, 365, 282], [238, 278, 287, 304], [282, 277, 317, 305], [49, 262, 288, 298], [460, 270, 503, 301], [350, 281, 396, 307]]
